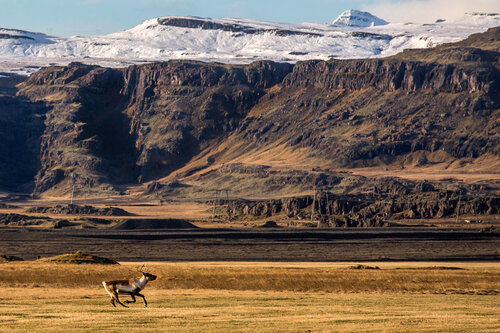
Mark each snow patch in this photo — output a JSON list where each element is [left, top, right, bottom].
[[332, 9, 389, 27], [0, 10, 499, 75]]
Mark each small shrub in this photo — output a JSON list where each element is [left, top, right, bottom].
[[0, 254, 24, 262], [349, 264, 380, 270]]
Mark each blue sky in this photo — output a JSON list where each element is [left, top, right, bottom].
[[1, 0, 499, 36]]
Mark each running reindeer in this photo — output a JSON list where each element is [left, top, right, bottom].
[[102, 265, 157, 307]]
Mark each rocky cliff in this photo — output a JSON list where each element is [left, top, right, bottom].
[[0, 27, 498, 198], [284, 58, 496, 93], [10, 60, 291, 193], [0, 76, 46, 190], [226, 190, 499, 227]]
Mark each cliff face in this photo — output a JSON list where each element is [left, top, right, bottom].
[[10, 60, 291, 193], [0, 83, 46, 190], [228, 191, 499, 226], [120, 61, 292, 182], [0, 27, 499, 195], [284, 58, 497, 93], [16, 65, 129, 193]]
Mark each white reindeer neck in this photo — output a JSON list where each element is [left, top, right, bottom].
[[135, 275, 149, 289]]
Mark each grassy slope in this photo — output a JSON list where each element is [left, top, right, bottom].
[[162, 85, 500, 199]]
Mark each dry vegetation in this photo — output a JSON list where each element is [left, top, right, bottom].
[[0, 262, 499, 332], [2, 288, 499, 332], [1, 262, 498, 294]]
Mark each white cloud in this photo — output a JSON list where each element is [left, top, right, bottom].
[[362, 0, 500, 23]]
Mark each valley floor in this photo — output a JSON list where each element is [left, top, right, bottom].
[[0, 262, 499, 332]]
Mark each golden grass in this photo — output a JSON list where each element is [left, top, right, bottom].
[[1, 288, 499, 332], [112, 202, 212, 220], [0, 262, 498, 295], [0, 262, 499, 332]]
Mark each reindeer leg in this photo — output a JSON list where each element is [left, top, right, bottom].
[[114, 291, 128, 308], [110, 298, 116, 307], [136, 292, 148, 307], [124, 294, 136, 304]]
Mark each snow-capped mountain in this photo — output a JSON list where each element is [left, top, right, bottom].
[[332, 9, 388, 27], [1, 11, 499, 76]]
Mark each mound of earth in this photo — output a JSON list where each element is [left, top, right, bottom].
[[0, 254, 24, 262], [52, 220, 79, 229], [77, 217, 113, 225], [38, 251, 118, 264], [26, 204, 132, 216], [259, 221, 281, 228], [0, 213, 50, 226], [112, 218, 198, 230]]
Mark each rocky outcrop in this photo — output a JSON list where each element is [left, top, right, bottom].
[[0, 33, 34, 40], [120, 61, 292, 181], [25, 204, 132, 216], [284, 58, 497, 93], [157, 17, 322, 37], [0, 213, 50, 226], [227, 191, 499, 226]]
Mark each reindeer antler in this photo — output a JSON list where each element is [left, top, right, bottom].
[[137, 264, 146, 273]]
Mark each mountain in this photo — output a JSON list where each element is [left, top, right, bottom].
[[0, 28, 54, 45], [1, 12, 499, 76], [0, 27, 498, 199], [332, 9, 388, 27]]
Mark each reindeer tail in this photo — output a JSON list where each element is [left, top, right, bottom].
[[102, 281, 115, 298]]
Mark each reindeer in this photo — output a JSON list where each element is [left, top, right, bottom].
[[102, 265, 157, 308]]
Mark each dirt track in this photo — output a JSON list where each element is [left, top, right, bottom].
[[1, 227, 498, 262]]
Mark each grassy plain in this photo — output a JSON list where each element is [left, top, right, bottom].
[[0, 262, 499, 332]]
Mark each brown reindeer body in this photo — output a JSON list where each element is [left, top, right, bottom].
[[103, 272, 157, 307]]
